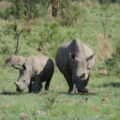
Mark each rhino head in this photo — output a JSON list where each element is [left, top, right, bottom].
[[70, 53, 95, 92], [13, 64, 31, 92]]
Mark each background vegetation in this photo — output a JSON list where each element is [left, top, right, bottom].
[[0, 0, 120, 120]]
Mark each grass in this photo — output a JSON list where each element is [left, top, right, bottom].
[[0, 0, 120, 120], [0, 69, 120, 120]]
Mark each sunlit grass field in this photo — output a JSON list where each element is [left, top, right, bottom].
[[0, 68, 120, 120], [0, 1, 120, 120]]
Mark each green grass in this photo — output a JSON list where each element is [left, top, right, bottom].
[[0, 69, 120, 120], [0, 1, 120, 120]]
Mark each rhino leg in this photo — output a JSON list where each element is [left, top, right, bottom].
[[29, 75, 42, 93], [45, 78, 51, 91], [44, 59, 54, 91], [28, 82, 32, 92], [63, 70, 74, 93], [31, 81, 42, 93], [44, 68, 54, 91], [69, 84, 78, 94]]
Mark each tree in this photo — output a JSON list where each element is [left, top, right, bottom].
[[51, 0, 60, 17]]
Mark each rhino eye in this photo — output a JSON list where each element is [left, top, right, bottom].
[[81, 73, 85, 78], [23, 80, 26, 83]]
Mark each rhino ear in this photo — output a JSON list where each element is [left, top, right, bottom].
[[12, 64, 26, 70], [86, 54, 95, 69]]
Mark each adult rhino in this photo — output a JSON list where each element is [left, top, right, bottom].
[[56, 39, 95, 93], [13, 54, 54, 93]]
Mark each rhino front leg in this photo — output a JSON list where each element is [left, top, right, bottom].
[[28, 81, 32, 92], [69, 84, 78, 94], [32, 81, 42, 93], [29, 75, 42, 93], [63, 70, 74, 94]]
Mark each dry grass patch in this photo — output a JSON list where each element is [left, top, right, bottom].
[[0, 2, 13, 9], [97, 33, 112, 61]]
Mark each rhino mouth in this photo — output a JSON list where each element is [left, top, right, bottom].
[[16, 87, 23, 92], [77, 87, 88, 93]]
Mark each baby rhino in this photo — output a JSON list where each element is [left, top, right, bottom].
[[13, 54, 54, 93]]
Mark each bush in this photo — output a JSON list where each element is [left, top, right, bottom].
[[25, 22, 66, 57], [105, 41, 120, 77], [0, 9, 7, 19], [99, 0, 118, 4], [3, 0, 51, 19], [4, 1, 27, 19], [59, 1, 86, 26], [1, 44, 13, 55]]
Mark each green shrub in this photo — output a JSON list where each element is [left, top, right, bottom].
[[5, 1, 27, 19], [0, 9, 7, 19], [59, 1, 86, 26], [1, 44, 13, 55], [105, 41, 120, 77], [3, 0, 50, 19]]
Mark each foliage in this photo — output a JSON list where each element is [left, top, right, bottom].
[[43, 92, 57, 110], [0, 23, 24, 55], [25, 23, 66, 57], [99, 0, 118, 4], [59, 0, 86, 26], [5, 1, 27, 19], [0, 0, 120, 119], [3, 0, 47, 19], [105, 41, 120, 77]]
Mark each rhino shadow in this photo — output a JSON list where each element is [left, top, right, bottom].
[[0, 90, 50, 96], [97, 82, 120, 88], [58, 91, 96, 96], [0, 91, 28, 96]]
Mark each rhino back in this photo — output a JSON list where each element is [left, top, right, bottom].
[[25, 55, 49, 76], [70, 39, 94, 59], [38, 59, 54, 82], [56, 40, 77, 71]]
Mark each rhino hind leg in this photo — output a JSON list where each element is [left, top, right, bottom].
[[45, 79, 51, 91], [44, 59, 54, 91], [44, 72, 53, 91]]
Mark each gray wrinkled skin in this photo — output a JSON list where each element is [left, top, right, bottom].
[[56, 38, 95, 93], [14, 55, 54, 93]]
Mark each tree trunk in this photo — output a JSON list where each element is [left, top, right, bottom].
[[99, 0, 104, 3], [51, 0, 60, 17], [14, 33, 20, 55], [112, 0, 116, 2]]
